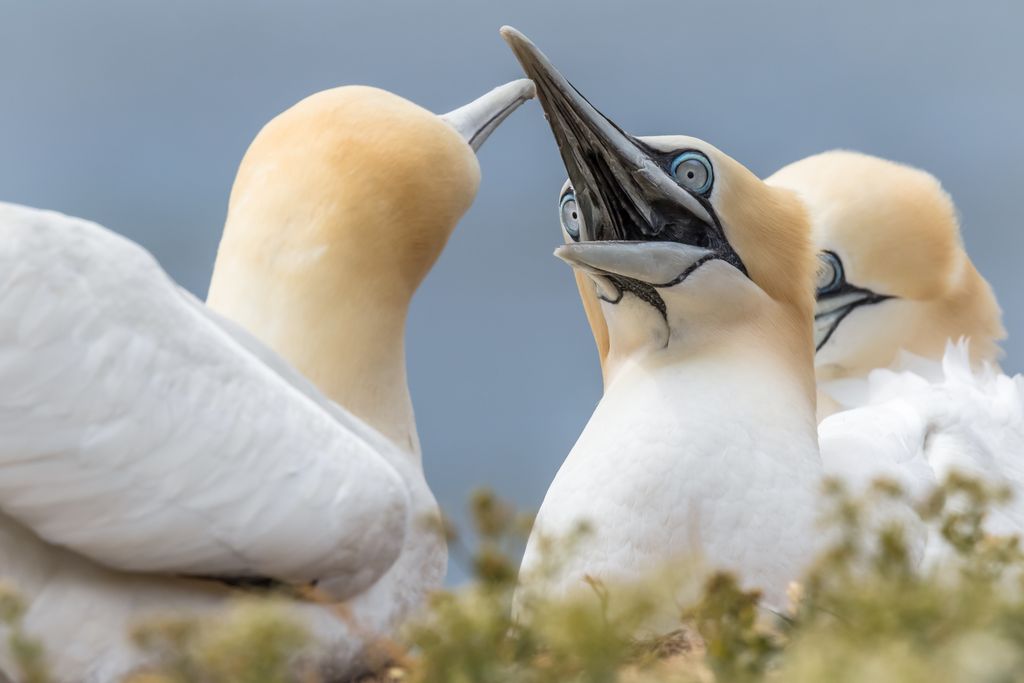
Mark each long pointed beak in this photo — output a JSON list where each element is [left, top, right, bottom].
[[440, 79, 536, 152], [556, 241, 714, 287], [500, 26, 714, 242]]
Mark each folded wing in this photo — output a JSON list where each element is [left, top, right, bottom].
[[0, 202, 409, 599]]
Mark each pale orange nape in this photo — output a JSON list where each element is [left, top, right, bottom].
[[207, 86, 482, 451], [768, 150, 1004, 378]]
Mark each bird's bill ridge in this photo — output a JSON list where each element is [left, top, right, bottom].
[[499, 25, 714, 241]]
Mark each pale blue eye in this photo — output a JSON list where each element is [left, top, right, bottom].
[[559, 192, 581, 240], [670, 151, 713, 195], [816, 251, 845, 295]]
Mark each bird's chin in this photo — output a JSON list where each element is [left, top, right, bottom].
[[814, 292, 894, 353], [604, 275, 667, 319]]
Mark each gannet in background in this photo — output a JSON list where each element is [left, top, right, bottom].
[[502, 28, 822, 609], [0, 78, 533, 681], [766, 152, 1024, 547], [766, 151, 1006, 416]]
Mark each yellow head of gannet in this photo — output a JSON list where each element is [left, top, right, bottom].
[[206, 80, 534, 451], [503, 27, 817, 395], [766, 151, 1005, 382], [503, 29, 814, 392]]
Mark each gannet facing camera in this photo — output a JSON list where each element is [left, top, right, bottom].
[[766, 151, 1005, 389], [503, 28, 822, 609], [0, 79, 533, 681]]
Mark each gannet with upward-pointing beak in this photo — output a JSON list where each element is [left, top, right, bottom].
[[502, 28, 822, 608], [765, 152, 1024, 549], [0, 79, 533, 681]]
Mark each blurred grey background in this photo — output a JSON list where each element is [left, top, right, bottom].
[[2, 1, 1021, 582]]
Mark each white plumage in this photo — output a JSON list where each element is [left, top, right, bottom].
[[0, 202, 410, 584], [0, 202, 417, 678], [819, 342, 1024, 555], [519, 312, 823, 609], [0, 77, 534, 681]]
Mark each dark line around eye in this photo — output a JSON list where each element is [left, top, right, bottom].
[[814, 291, 895, 351], [816, 251, 846, 297]]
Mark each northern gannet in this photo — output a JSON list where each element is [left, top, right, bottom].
[[0, 79, 534, 681], [766, 152, 1024, 551], [502, 28, 822, 609], [766, 151, 1006, 416]]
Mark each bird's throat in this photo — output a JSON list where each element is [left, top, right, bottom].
[[207, 247, 420, 455]]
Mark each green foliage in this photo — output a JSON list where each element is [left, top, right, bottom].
[[779, 476, 1024, 683], [0, 583, 52, 683], [404, 489, 675, 683], [404, 475, 1024, 683], [686, 573, 778, 682], [3, 475, 1024, 683], [128, 600, 312, 683]]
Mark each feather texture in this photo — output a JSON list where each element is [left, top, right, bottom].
[[0, 201, 409, 595], [819, 341, 1024, 558]]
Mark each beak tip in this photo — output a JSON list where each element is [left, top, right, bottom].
[[499, 25, 539, 66], [499, 25, 524, 43], [553, 244, 578, 266], [515, 77, 537, 101], [439, 78, 536, 151], [494, 77, 536, 106]]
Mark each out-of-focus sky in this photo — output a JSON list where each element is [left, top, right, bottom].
[[2, 1, 1022, 581]]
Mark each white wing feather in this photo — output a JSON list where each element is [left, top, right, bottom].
[[0, 202, 409, 597], [819, 342, 1024, 555]]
